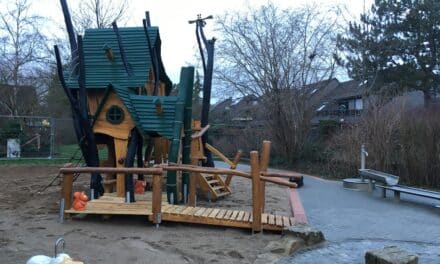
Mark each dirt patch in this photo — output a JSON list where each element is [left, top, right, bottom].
[[0, 165, 291, 263]]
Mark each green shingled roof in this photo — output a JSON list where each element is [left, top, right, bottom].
[[110, 83, 179, 139], [65, 26, 169, 90]]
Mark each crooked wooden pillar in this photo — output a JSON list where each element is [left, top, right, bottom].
[[250, 151, 262, 233]]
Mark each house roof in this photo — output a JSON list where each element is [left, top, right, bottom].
[[329, 80, 366, 100], [65, 26, 172, 94]]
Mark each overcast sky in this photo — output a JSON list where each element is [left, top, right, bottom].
[[32, 0, 373, 83]]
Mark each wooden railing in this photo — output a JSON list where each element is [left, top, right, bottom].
[[59, 151, 299, 232]]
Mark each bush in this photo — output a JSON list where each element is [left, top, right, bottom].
[[325, 102, 440, 188]]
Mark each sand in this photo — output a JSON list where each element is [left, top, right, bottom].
[[0, 165, 292, 263]]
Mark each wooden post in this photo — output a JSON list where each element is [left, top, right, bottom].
[[225, 150, 242, 186], [250, 151, 262, 233], [114, 138, 127, 197], [61, 164, 74, 219], [259, 141, 271, 213], [152, 173, 162, 224], [188, 159, 198, 206]]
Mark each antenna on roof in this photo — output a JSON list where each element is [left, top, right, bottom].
[[112, 21, 134, 77]]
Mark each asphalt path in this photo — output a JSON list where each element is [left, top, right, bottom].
[[215, 161, 440, 262]]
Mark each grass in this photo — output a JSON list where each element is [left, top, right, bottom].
[[0, 144, 82, 166]]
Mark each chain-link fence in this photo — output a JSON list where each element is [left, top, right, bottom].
[[0, 115, 77, 159]]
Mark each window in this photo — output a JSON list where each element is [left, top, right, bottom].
[[355, 99, 363, 110], [106, 105, 125, 124]]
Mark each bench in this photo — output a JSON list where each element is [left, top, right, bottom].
[[378, 185, 440, 202]]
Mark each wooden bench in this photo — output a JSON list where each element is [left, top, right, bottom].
[[378, 185, 440, 202]]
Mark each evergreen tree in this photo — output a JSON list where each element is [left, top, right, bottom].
[[338, 0, 440, 104]]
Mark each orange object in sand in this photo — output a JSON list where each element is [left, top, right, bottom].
[[135, 180, 146, 194], [72, 191, 88, 211]]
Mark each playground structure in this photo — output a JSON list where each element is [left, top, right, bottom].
[[54, 1, 303, 231]]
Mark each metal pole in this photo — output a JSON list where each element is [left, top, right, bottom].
[[361, 144, 366, 181], [49, 117, 55, 159]]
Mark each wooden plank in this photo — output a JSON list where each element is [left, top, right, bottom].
[[186, 207, 200, 216], [268, 214, 275, 225], [201, 208, 213, 217], [216, 209, 227, 219], [275, 215, 283, 226], [173, 206, 187, 214], [236, 211, 245, 221], [243, 212, 251, 222], [164, 205, 178, 213], [229, 210, 239, 220], [262, 213, 268, 224], [282, 216, 291, 227], [208, 208, 220, 218], [194, 207, 206, 217], [224, 210, 233, 220], [161, 213, 252, 229], [181, 206, 195, 215]]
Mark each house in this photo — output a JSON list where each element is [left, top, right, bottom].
[[312, 79, 366, 125]]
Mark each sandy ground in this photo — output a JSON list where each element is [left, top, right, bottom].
[[0, 165, 292, 263]]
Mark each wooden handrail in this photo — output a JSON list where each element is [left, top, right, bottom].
[[60, 166, 163, 175], [158, 163, 251, 178], [260, 171, 303, 179]]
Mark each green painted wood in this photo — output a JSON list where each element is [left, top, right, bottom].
[[181, 67, 194, 202], [167, 67, 192, 204]]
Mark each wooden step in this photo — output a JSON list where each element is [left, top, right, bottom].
[[212, 186, 225, 191], [207, 180, 219, 185], [216, 191, 231, 198]]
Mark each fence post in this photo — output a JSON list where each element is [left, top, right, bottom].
[[251, 151, 262, 233], [259, 141, 271, 213], [61, 163, 74, 219], [152, 173, 162, 226]]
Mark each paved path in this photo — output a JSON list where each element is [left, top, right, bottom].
[[283, 174, 440, 263], [216, 162, 439, 262]]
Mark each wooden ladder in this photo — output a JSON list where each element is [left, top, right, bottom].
[[198, 173, 232, 201]]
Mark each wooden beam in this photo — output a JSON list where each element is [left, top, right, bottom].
[[250, 151, 262, 233], [188, 159, 198, 206], [61, 164, 74, 219], [160, 163, 251, 178], [152, 174, 162, 224], [205, 143, 234, 167], [225, 150, 242, 186], [259, 141, 271, 213], [191, 125, 210, 139], [260, 171, 303, 178], [60, 166, 163, 175], [260, 176, 297, 188]]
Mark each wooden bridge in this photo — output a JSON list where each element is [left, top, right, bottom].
[[60, 149, 301, 233]]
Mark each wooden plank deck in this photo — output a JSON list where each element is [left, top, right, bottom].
[[64, 196, 294, 231]]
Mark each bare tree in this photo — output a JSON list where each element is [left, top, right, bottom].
[[0, 0, 49, 115], [215, 4, 344, 162], [71, 0, 130, 32]]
